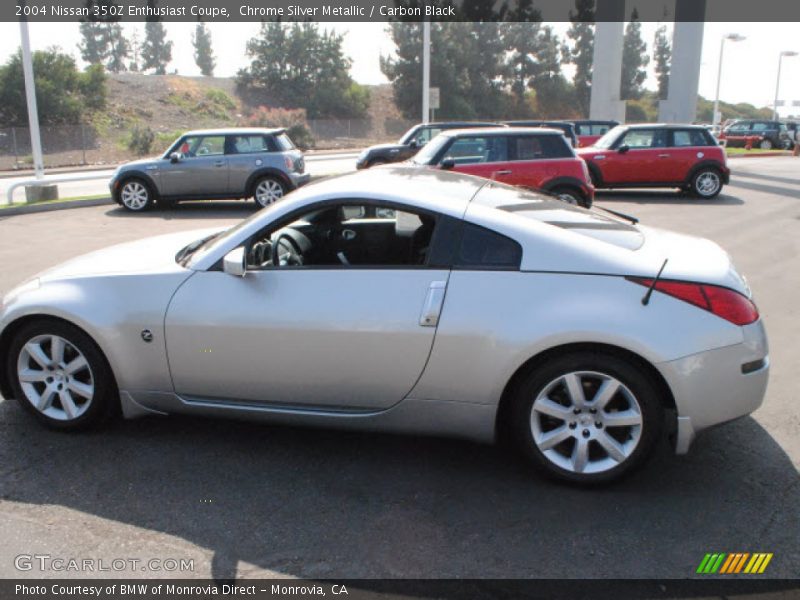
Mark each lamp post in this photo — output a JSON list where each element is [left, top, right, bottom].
[[773, 50, 799, 120], [712, 33, 745, 132]]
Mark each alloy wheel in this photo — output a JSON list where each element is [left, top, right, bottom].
[[255, 179, 285, 207], [120, 181, 150, 210], [16, 334, 94, 421], [530, 371, 643, 474], [695, 171, 721, 197]]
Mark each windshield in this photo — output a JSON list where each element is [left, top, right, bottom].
[[592, 126, 625, 149], [399, 125, 421, 145], [411, 134, 451, 165]]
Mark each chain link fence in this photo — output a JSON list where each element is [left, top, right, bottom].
[[0, 119, 416, 171]]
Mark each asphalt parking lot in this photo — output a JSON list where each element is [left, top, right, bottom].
[[0, 157, 798, 580]]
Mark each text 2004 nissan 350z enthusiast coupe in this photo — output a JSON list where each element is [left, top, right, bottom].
[[0, 168, 768, 484]]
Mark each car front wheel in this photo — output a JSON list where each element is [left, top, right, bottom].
[[759, 139, 773, 150], [118, 178, 154, 211], [690, 168, 723, 198], [253, 176, 287, 208], [510, 352, 663, 484], [7, 320, 117, 430]]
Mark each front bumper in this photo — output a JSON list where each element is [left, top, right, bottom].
[[289, 172, 311, 189], [657, 320, 769, 454]]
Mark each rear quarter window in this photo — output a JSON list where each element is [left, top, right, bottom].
[[514, 135, 572, 160], [275, 133, 296, 151], [672, 130, 712, 147], [456, 222, 522, 269]]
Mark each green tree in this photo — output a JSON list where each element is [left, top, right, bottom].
[[238, 22, 369, 119], [142, 18, 172, 75], [381, 22, 508, 121], [78, 22, 110, 66], [566, 0, 595, 117], [106, 24, 129, 73], [621, 9, 649, 100], [653, 25, 671, 101], [0, 48, 106, 125], [192, 22, 215, 77]]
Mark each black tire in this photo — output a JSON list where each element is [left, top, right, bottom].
[[252, 176, 287, 208], [758, 139, 773, 150], [508, 351, 663, 485], [7, 320, 118, 431], [116, 177, 155, 212], [551, 186, 590, 208], [689, 167, 723, 199]]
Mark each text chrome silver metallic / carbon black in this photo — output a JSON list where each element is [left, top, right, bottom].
[[0, 167, 768, 484]]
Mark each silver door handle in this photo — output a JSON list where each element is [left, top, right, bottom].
[[341, 229, 356, 241], [658, 154, 670, 158], [214, 160, 226, 167], [494, 170, 512, 175], [419, 281, 447, 327], [593, 155, 606, 160]]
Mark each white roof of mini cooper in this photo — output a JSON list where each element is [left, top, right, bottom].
[[181, 127, 285, 137]]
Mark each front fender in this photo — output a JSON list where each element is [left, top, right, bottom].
[[0, 273, 190, 395]]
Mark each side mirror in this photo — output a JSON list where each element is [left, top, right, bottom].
[[169, 152, 182, 163], [223, 247, 246, 277], [409, 139, 419, 149], [440, 158, 455, 170], [617, 144, 630, 154]]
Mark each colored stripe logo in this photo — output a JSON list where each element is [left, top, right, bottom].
[[697, 553, 773, 574]]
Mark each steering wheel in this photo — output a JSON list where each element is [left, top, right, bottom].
[[272, 233, 304, 267], [248, 239, 272, 268]]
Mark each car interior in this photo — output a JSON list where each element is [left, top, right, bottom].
[[246, 203, 437, 269]]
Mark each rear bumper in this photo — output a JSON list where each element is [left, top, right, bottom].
[[289, 172, 311, 189], [657, 320, 769, 454]]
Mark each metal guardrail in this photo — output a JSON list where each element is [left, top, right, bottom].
[[6, 173, 111, 205]]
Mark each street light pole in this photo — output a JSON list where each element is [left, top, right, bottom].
[[19, 15, 45, 180], [422, 20, 430, 124], [773, 51, 799, 121], [712, 33, 745, 132]]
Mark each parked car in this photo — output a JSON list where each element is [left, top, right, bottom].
[[784, 121, 799, 149], [569, 120, 620, 147], [0, 167, 768, 484], [410, 127, 594, 207], [503, 120, 578, 147], [355, 121, 498, 169], [719, 120, 792, 150], [576, 124, 730, 198], [109, 128, 310, 212]]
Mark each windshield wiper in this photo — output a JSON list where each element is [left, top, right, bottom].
[[593, 205, 639, 224], [176, 233, 218, 266]]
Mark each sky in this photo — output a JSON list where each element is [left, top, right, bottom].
[[0, 21, 798, 117]]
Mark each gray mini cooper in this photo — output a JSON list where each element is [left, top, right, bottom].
[[109, 128, 310, 211]]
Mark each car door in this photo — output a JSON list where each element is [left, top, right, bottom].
[[159, 134, 230, 197], [226, 134, 271, 195], [598, 128, 670, 184], [163, 200, 450, 410], [443, 135, 514, 182]]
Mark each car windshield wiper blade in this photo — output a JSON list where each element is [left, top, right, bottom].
[[593, 205, 639, 224], [176, 233, 218, 265]]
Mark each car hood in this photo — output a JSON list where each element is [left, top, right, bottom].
[[634, 225, 750, 296], [37, 228, 224, 282]]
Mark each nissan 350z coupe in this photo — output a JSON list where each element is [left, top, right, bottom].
[[0, 168, 768, 484]]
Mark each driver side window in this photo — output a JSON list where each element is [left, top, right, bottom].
[[245, 202, 439, 270]]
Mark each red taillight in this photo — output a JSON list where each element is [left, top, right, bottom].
[[627, 278, 759, 326]]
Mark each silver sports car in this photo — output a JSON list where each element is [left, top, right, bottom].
[[0, 167, 769, 484]]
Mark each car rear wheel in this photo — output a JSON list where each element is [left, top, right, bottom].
[[551, 186, 590, 208], [759, 139, 773, 150], [690, 168, 723, 198], [7, 320, 117, 430], [510, 352, 663, 484], [118, 178, 154, 212], [253, 176, 287, 208]]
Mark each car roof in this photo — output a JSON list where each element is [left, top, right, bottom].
[[182, 127, 286, 136], [441, 126, 565, 137], [620, 123, 709, 130], [421, 121, 499, 127]]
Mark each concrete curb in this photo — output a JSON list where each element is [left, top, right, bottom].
[[727, 151, 792, 159], [0, 197, 113, 218]]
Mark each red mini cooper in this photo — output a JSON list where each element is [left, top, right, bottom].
[[576, 124, 730, 198], [410, 127, 595, 207]]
